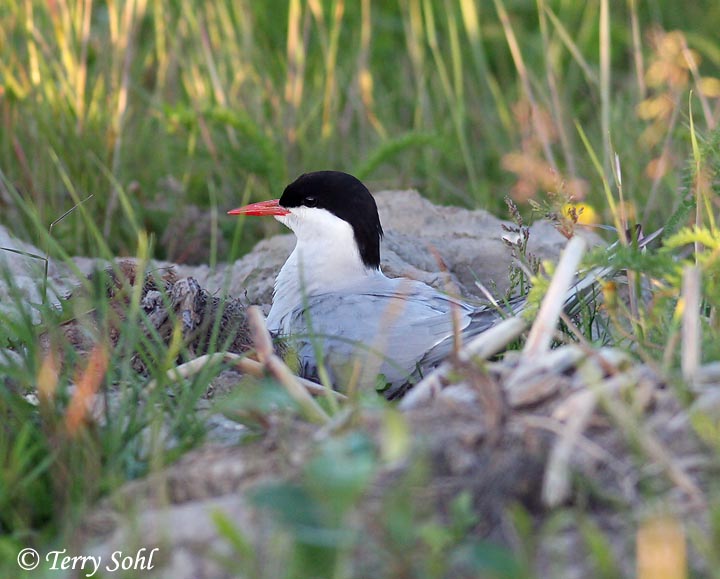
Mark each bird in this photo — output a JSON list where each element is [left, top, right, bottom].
[[228, 170, 521, 398]]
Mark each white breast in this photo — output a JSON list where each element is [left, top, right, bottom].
[[266, 205, 386, 333]]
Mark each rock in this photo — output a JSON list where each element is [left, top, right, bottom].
[[175, 235, 296, 310], [0, 226, 59, 322], [182, 189, 600, 307], [162, 204, 229, 265], [0, 227, 111, 324], [374, 190, 585, 297], [0, 190, 598, 320], [86, 494, 262, 579]]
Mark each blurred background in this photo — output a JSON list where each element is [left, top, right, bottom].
[[1, 0, 718, 263]]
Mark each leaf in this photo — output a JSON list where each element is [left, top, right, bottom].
[[354, 132, 438, 180], [637, 516, 687, 579], [249, 482, 324, 531], [303, 432, 376, 514], [450, 540, 524, 578], [212, 511, 255, 561], [0, 247, 47, 262], [380, 407, 411, 463], [664, 226, 720, 251]]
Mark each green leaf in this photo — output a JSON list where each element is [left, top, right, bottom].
[[450, 540, 525, 578], [304, 432, 376, 514], [354, 132, 438, 180]]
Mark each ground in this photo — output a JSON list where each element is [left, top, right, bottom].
[[0, 192, 712, 578]]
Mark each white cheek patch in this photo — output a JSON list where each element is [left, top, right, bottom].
[[274, 213, 294, 228], [284, 207, 356, 244]]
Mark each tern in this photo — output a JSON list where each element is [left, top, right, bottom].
[[228, 170, 517, 397]]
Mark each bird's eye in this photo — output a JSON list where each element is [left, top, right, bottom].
[[304, 196, 318, 207]]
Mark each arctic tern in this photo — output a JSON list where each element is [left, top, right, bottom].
[[228, 170, 525, 397]]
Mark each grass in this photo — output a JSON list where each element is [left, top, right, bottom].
[[1, 1, 718, 257], [1, 0, 720, 577]]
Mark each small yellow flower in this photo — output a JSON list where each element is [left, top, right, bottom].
[[637, 515, 687, 579], [699, 77, 720, 98], [601, 280, 618, 311], [562, 203, 598, 226]]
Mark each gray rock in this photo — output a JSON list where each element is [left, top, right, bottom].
[[374, 190, 593, 297], [0, 190, 596, 319], [0, 226, 57, 322], [180, 189, 599, 308]]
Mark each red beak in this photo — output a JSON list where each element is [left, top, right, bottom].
[[227, 199, 290, 216]]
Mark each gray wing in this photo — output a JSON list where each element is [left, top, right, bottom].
[[417, 294, 524, 371], [281, 280, 479, 393]]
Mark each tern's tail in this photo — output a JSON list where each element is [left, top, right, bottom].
[[408, 227, 664, 399]]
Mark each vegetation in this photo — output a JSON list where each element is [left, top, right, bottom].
[[1, 0, 720, 577]]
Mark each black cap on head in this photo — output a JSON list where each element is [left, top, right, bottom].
[[280, 171, 384, 269]]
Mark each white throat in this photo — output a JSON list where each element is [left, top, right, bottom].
[[266, 206, 384, 332]]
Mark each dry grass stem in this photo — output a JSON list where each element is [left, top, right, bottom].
[[524, 236, 587, 355], [247, 306, 330, 424], [474, 280, 501, 309], [493, 0, 557, 171], [544, 362, 702, 507], [247, 306, 274, 363], [681, 39, 716, 130], [460, 315, 528, 360], [599, 376, 705, 506], [144, 353, 338, 399], [600, 0, 611, 170], [522, 414, 618, 466], [628, 0, 646, 99], [399, 315, 527, 410], [429, 245, 464, 357], [505, 345, 586, 408], [681, 265, 701, 384], [541, 388, 598, 507]]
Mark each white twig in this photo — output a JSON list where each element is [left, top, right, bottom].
[[247, 306, 330, 424], [524, 236, 586, 355], [399, 316, 527, 410], [681, 265, 701, 384], [144, 352, 340, 399], [541, 389, 598, 507]]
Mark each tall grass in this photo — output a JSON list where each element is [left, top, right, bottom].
[[2, 1, 718, 258], [1, 1, 720, 577], [0, 192, 235, 573]]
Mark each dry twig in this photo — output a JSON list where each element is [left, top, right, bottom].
[[247, 306, 331, 424], [144, 352, 340, 400], [681, 265, 701, 384], [399, 316, 527, 410], [541, 389, 598, 507], [524, 236, 587, 355]]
